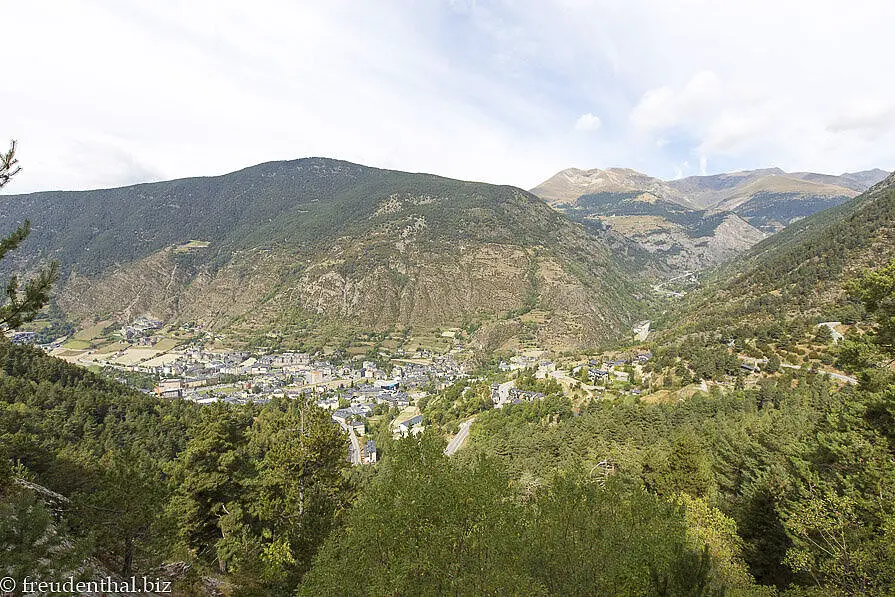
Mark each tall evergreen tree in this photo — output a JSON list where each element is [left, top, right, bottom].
[[170, 404, 254, 571], [0, 141, 58, 330]]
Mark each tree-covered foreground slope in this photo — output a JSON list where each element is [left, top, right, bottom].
[[0, 335, 749, 596], [462, 370, 895, 594], [299, 434, 740, 596], [0, 158, 650, 350], [0, 338, 356, 595]]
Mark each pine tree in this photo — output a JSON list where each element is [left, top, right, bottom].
[[849, 259, 895, 353], [0, 141, 59, 329]]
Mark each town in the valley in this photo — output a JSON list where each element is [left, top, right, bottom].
[[11, 311, 856, 466], [6, 315, 678, 463], [13, 306, 860, 469], [15, 306, 866, 472]]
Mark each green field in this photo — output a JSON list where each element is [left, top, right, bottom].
[[73, 320, 113, 342], [62, 339, 92, 350], [153, 338, 182, 351]]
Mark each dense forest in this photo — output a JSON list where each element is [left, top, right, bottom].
[[0, 344, 353, 595]]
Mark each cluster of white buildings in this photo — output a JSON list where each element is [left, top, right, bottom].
[[119, 316, 163, 340], [326, 378, 426, 439]]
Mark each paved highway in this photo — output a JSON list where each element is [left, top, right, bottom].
[[778, 363, 858, 384], [445, 417, 475, 456], [348, 427, 362, 465], [496, 380, 515, 400]]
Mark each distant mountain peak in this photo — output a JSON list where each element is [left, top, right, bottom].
[[531, 167, 696, 209], [721, 167, 786, 177], [535, 165, 888, 211], [870, 169, 895, 192]]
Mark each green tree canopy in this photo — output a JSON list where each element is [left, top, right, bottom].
[[849, 259, 895, 353]]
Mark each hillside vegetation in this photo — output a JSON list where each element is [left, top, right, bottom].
[[4, 151, 894, 595], [0, 159, 651, 350], [6, 249, 895, 595]]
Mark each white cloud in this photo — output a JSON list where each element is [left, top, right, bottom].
[[828, 99, 895, 135], [630, 71, 770, 153], [631, 71, 723, 132], [630, 87, 677, 131], [1, 0, 893, 193], [574, 113, 602, 131]]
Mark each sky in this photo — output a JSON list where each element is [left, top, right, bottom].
[[2, 0, 894, 194]]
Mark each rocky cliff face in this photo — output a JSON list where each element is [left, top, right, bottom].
[[604, 213, 767, 271], [57, 238, 640, 350]]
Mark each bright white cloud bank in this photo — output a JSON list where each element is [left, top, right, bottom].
[[2, 0, 893, 193]]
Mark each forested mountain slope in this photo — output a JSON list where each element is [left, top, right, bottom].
[[0, 158, 650, 349], [639, 170, 895, 405], [687, 170, 895, 329]]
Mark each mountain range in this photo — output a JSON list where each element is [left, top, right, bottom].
[[531, 166, 889, 271], [3, 157, 891, 351], [3, 154, 895, 597]]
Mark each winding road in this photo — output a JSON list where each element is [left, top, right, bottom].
[[779, 362, 858, 384]]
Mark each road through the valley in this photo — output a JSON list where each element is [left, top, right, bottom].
[[348, 427, 362, 465], [445, 417, 475, 456]]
